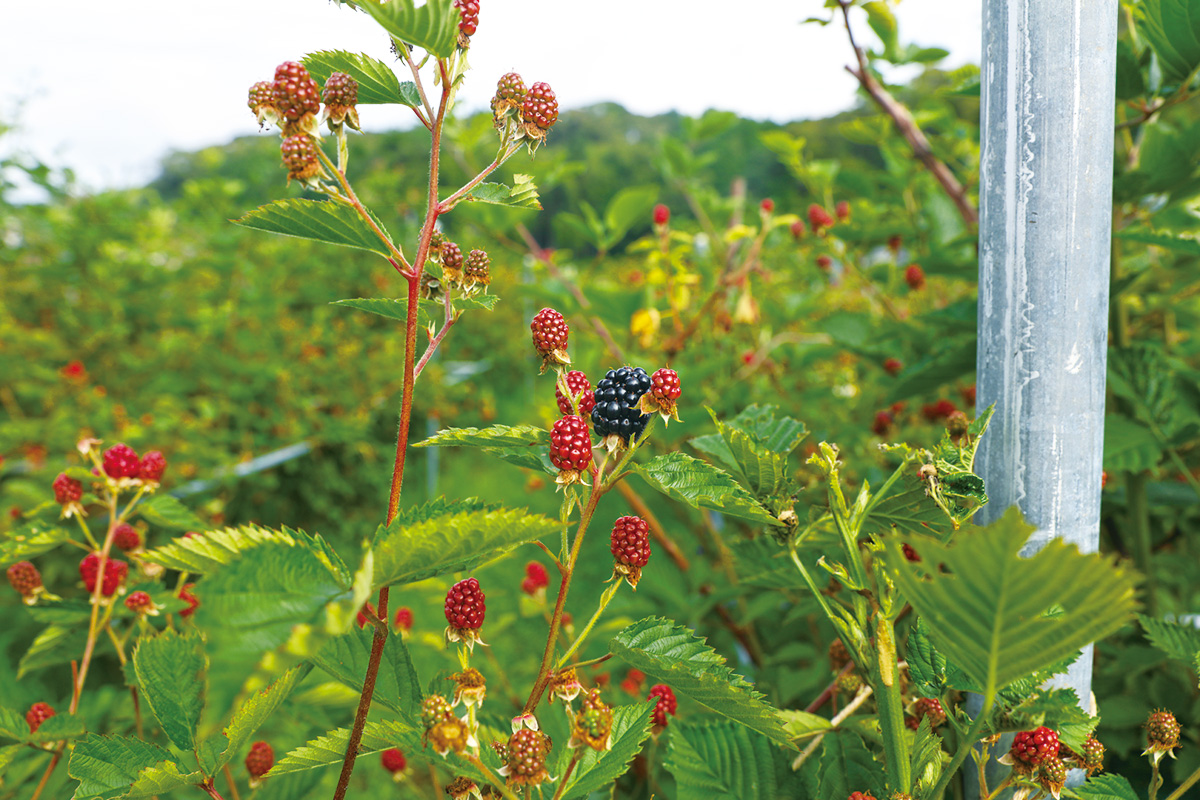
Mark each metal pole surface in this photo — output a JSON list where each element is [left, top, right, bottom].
[[972, 0, 1117, 789]]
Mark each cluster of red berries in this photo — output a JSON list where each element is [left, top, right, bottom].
[[80, 552, 128, 598], [556, 370, 595, 416], [102, 443, 167, 483], [453, 0, 480, 38], [549, 415, 593, 482], [113, 523, 141, 552], [521, 561, 549, 595], [490, 72, 559, 145], [922, 399, 958, 421], [53, 473, 83, 505], [1007, 726, 1059, 769], [444, 577, 486, 648], [809, 204, 835, 232], [610, 516, 651, 589], [124, 590, 155, 615], [648, 684, 677, 728]]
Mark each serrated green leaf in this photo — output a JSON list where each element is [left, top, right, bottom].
[[19, 623, 88, 678], [1115, 228, 1200, 257], [906, 618, 948, 699], [889, 339, 976, 402], [136, 494, 204, 532], [67, 733, 189, 800], [467, 174, 542, 209], [302, 50, 409, 105], [143, 524, 303, 574], [125, 760, 203, 797], [664, 719, 802, 800], [356, 0, 459, 59], [1104, 414, 1163, 472], [884, 507, 1139, 702], [311, 628, 422, 717], [778, 709, 833, 740], [609, 617, 793, 748], [909, 717, 944, 795], [1140, 614, 1200, 680], [1134, 0, 1200, 83], [634, 452, 778, 526], [557, 702, 654, 799], [816, 730, 887, 800], [0, 520, 72, 567], [234, 198, 394, 257], [415, 423, 552, 472], [132, 630, 206, 752], [728, 405, 808, 455], [1076, 773, 1140, 800], [0, 744, 22, 775], [370, 504, 557, 589], [269, 719, 421, 775], [0, 706, 85, 744], [218, 664, 312, 770], [331, 297, 423, 326], [26, 598, 92, 625], [708, 408, 791, 498]]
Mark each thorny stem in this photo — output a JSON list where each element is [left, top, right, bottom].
[[315, 146, 410, 271], [837, 1, 977, 228], [199, 780, 227, 800], [414, 282, 457, 379], [438, 145, 520, 212]]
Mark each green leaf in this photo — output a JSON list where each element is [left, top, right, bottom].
[[634, 452, 778, 526], [218, 664, 313, 770], [415, 423, 552, 472], [19, 624, 88, 678], [332, 297, 423, 326], [664, 720, 802, 800], [1076, 773, 1140, 800], [906, 618, 949, 698], [889, 339, 975, 402], [0, 707, 86, 744], [708, 408, 791, 498], [1140, 613, 1200, 680], [1010, 688, 1097, 752], [815, 730, 887, 800], [609, 617, 794, 748], [234, 198, 395, 258], [557, 702, 655, 799], [1115, 228, 1200, 257], [301, 50, 409, 106], [132, 630, 206, 752], [371, 503, 558, 588], [270, 719, 420, 775], [727, 405, 808, 455], [778, 709, 833, 740], [863, 1, 900, 59], [884, 507, 1139, 701], [603, 185, 659, 245], [136, 494, 205, 532], [311, 628, 422, 717], [143, 524, 310, 574], [909, 717, 944, 795], [1104, 415, 1162, 472], [1134, 0, 1200, 83], [466, 174, 542, 209], [68, 734, 194, 800], [125, 760, 204, 798], [356, 0, 459, 59], [0, 520, 71, 567]]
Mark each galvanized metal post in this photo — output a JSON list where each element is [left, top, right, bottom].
[[972, 0, 1117, 789]]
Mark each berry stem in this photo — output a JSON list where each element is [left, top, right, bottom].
[[1150, 759, 1163, 800], [313, 146, 410, 272], [555, 580, 621, 669], [221, 765, 243, 800], [437, 144, 520, 213], [199, 779, 228, 800], [461, 755, 522, 800], [929, 698, 992, 800], [394, 40, 435, 122], [1164, 763, 1200, 800], [551, 753, 584, 800], [384, 271, 423, 528], [331, 586, 390, 800], [413, 281, 457, 379]]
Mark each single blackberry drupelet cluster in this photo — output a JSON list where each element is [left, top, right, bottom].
[[453, 0, 480, 37], [592, 366, 652, 444], [113, 523, 141, 552], [1145, 709, 1181, 755], [138, 451, 167, 482], [653, 204, 670, 226], [611, 516, 651, 589], [531, 308, 569, 363], [556, 371, 595, 416], [394, 606, 414, 632], [549, 415, 592, 486], [421, 696, 455, 731], [648, 684, 677, 728], [103, 444, 140, 479], [245, 741, 274, 780], [322, 72, 360, 130], [573, 689, 614, 750], [444, 577, 486, 647], [80, 552, 128, 597], [504, 728, 551, 787], [1076, 736, 1104, 774], [440, 241, 464, 280], [1037, 758, 1067, 796], [53, 473, 83, 504], [26, 702, 56, 733], [847, 793, 877, 800], [905, 264, 926, 290], [381, 747, 407, 778], [8, 561, 42, 600], [808, 203, 834, 231], [496, 72, 526, 103], [463, 249, 490, 287], [522, 561, 549, 595], [641, 367, 682, 422], [1008, 727, 1059, 769], [521, 82, 559, 131], [125, 591, 154, 614], [913, 697, 946, 727], [248, 81, 275, 119], [272, 61, 321, 125], [281, 135, 322, 182]]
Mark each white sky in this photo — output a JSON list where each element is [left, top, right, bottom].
[[0, 1, 980, 194]]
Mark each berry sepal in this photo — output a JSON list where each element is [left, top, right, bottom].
[[638, 367, 682, 424]]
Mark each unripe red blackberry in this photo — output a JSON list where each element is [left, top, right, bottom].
[[504, 728, 551, 787], [922, 399, 958, 421], [125, 590, 154, 614], [103, 443, 140, 479], [531, 308, 569, 363], [1037, 758, 1067, 796], [453, 0, 480, 37], [7, 561, 42, 600], [653, 204, 670, 226], [848, 793, 877, 800], [380, 747, 407, 777], [26, 702, 55, 733], [53, 473, 83, 504], [611, 515, 651, 589], [496, 72, 527, 103], [248, 81, 277, 127], [138, 451, 167, 483], [816, 254, 833, 271], [322, 71, 358, 111], [643, 367, 682, 421], [556, 370, 595, 417], [1078, 736, 1104, 773], [394, 606, 414, 632], [245, 741, 274, 779], [463, 249, 490, 286], [913, 697, 946, 727], [790, 219, 806, 239], [808, 204, 834, 231], [271, 61, 320, 124], [648, 684, 677, 728], [760, 198, 775, 213], [179, 583, 200, 618], [281, 135, 322, 182], [872, 410, 893, 436], [836, 200, 851, 221], [80, 552, 128, 597], [883, 357, 903, 376], [444, 577, 486, 642], [1007, 727, 1059, 769], [905, 264, 926, 290], [1145, 709, 1181, 755], [549, 415, 592, 486], [521, 82, 559, 131], [113, 523, 141, 552], [524, 561, 549, 590]]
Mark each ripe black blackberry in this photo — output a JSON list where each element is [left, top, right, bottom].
[[592, 366, 652, 445]]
